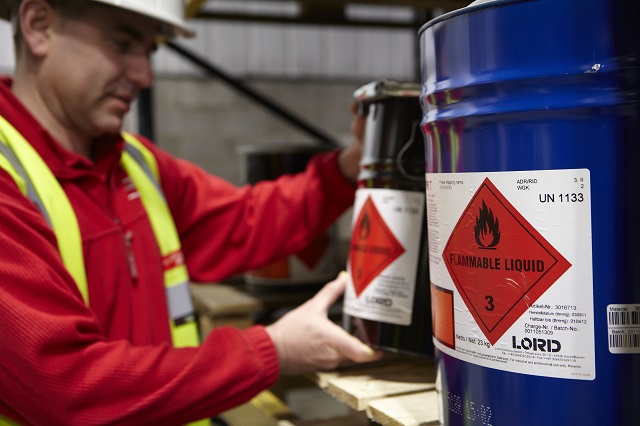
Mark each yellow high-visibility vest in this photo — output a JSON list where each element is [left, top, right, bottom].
[[0, 116, 210, 426]]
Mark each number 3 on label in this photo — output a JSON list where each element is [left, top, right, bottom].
[[485, 295, 495, 311]]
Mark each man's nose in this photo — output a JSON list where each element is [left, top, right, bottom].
[[127, 55, 153, 89]]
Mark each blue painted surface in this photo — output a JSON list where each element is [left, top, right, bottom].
[[419, 1, 640, 424]]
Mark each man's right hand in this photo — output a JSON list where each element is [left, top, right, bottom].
[[265, 272, 382, 375]]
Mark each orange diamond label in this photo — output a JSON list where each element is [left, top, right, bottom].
[[443, 178, 571, 345], [349, 196, 405, 296]]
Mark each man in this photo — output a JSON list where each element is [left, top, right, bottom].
[[0, 0, 378, 424]]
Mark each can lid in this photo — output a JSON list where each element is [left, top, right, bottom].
[[418, 0, 522, 37], [353, 80, 421, 104], [468, 0, 500, 5]]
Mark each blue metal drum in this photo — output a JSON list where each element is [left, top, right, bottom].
[[419, 1, 639, 425]]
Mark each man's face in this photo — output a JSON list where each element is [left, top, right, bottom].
[[42, 3, 160, 140]]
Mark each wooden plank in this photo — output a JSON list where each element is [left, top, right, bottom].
[[190, 283, 261, 316], [190, 283, 262, 338], [314, 356, 436, 411], [366, 391, 439, 426], [311, 355, 417, 389], [325, 369, 435, 411]]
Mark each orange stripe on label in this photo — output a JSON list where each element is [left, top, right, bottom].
[[431, 283, 455, 349], [163, 250, 184, 270]]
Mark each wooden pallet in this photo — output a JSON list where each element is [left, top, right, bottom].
[[190, 283, 262, 338], [311, 354, 439, 426], [191, 284, 440, 425]]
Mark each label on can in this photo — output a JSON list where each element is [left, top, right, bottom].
[[607, 304, 640, 354], [345, 188, 425, 326], [427, 169, 595, 380]]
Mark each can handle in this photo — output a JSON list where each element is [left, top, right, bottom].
[[397, 120, 424, 182]]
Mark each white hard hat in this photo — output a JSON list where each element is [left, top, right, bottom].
[[0, 0, 194, 38]]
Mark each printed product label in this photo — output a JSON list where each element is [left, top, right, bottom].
[[427, 169, 595, 380], [345, 188, 425, 326], [607, 304, 640, 354]]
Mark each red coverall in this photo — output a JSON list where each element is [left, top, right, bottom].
[[0, 77, 355, 425]]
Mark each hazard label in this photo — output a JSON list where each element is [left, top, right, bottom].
[[427, 169, 595, 380], [443, 178, 572, 345], [349, 195, 405, 296], [345, 189, 424, 326]]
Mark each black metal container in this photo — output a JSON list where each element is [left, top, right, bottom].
[[342, 81, 433, 357]]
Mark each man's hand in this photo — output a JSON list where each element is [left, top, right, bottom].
[[337, 142, 362, 183], [266, 272, 382, 375], [337, 101, 367, 182]]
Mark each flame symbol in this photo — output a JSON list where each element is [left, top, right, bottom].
[[475, 200, 500, 249], [359, 213, 370, 239]]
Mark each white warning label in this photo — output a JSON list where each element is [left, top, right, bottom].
[[608, 304, 640, 354], [345, 188, 424, 326], [427, 169, 595, 380]]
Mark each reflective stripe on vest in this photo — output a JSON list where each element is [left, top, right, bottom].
[[0, 118, 200, 348], [120, 132, 199, 349], [0, 122, 209, 425], [0, 115, 88, 303]]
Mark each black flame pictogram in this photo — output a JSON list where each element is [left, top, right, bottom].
[[475, 200, 500, 249], [358, 213, 370, 239]]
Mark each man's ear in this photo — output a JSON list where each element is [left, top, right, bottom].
[[19, 0, 55, 57]]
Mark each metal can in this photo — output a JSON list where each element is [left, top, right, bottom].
[[343, 80, 433, 357]]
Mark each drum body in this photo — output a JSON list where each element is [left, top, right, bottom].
[[420, 0, 640, 424]]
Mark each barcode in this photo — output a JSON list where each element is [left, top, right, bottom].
[[609, 333, 640, 348], [608, 311, 640, 326]]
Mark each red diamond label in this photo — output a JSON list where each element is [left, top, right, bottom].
[[349, 196, 405, 296], [443, 178, 571, 345]]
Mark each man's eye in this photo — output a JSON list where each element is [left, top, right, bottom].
[[114, 39, 132, 52]]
